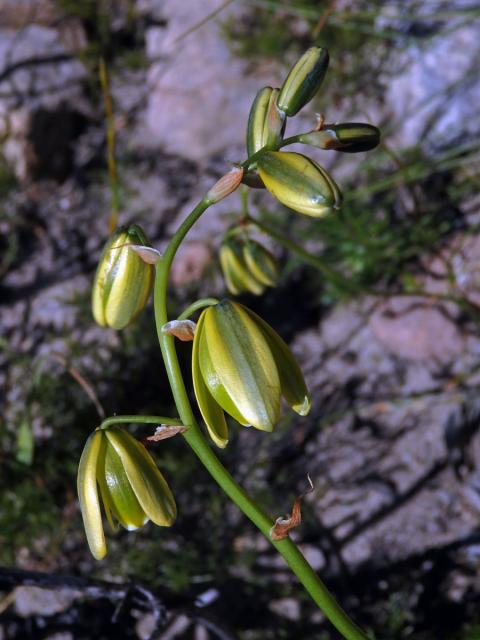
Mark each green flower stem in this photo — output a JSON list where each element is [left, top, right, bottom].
[[100, 415, 182, 430], [248, 214, 357, 293], [153, 197, 370, 640], [178, 298, 220, 321], [280, 133, 304, 147]]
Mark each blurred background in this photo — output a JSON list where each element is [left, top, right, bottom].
[[1, 1, 480, 638]]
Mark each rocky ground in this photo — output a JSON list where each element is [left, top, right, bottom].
[[1, 1, 480, 639]]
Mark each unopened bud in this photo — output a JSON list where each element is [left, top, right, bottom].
[[241, 171, 265, 189], [92, 225, 154, 330], [257, 151, 342, 218], [299, 123, 380, 153], [277, 47, 329, 117], [246, 86, 286, 157]]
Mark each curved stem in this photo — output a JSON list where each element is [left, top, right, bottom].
[[153, 197, 371, 640], [100, 415, 181, 430], [178, 298, 219, 321]]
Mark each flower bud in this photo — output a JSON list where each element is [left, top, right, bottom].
[[241, 171, 265, 189], [242, 239, 279, 288], [299, 123, 380, 153], [77, 426, 176, 560], [257, 151, 342, 217], [219, 239, 265, 296], [277, 47, 329, 117], [192, 300, 311, 447], [92, 225, 154, 330], [246, 86, 286, 157]]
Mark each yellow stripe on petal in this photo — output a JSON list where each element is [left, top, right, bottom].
[[77, 430, 107, 561], [98, 440, 148, 530], [92, 226, 153, 330], [199, 324, 251, 427], [202, 302, 280, 431], [105, 428, 177, 527], [192, 312, 229, 448], [223, 242, 265, 296], [257, 151, 342, 218], [243, 241, 279, 287], [242, 305, 311, 416]]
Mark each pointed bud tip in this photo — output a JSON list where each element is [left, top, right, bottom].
[[293, 395, 311, 416]]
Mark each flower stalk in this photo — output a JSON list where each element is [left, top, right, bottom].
[[153, 194, 371, 640]]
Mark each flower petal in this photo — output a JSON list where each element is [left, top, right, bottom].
[[243, 240, 279, 287], [105, 427, 177, 527], [77, 430, 107, 560], [202, 301, 280, 430], [192, 312, 230, 448], [257, 151, 342, 218], [199, 324, 251, 427], [98, 440, 148, 531], [242, 305, 311, 416]]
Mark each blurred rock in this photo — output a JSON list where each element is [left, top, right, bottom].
[[269, 598, 300, 621], [0, 0, 60, 28], [0, 24, 88, 180], [14, 586, 77, 616], [386, 18, 480, 149], [170, 241, 213, 287], [369, 297, 464, 362], [141, 0, 277, 161]]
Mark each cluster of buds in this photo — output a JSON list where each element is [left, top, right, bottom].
[[220, 234, 279, 296], [243, 46, 380, 217]]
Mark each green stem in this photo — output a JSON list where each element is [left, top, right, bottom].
[[250, 215, 480, 317], [249, 214, 357, 293], [178, 298, 220, 321], [100, 415, 181, 430], [153, 197, 370, 640]]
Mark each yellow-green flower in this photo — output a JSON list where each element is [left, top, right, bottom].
[[257, 151, 342, 217], [219, 237, 279, 296], [246, 86, 286, 157], [92, 225, 153, 330], [192, 300, 311, 448], [77, 426, 176, 560], [276, 47, 329, 117], [298, 123, 381, 153]]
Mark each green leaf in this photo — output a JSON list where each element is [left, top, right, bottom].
[[15, 416, 34, 466]]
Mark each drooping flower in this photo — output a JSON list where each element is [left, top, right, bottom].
[[92, 225, 153, 330], [219, 237, 279, 296], [192, 300, 311, 448], [257, 151, 342, 218], [77, 426, 176, 560]]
